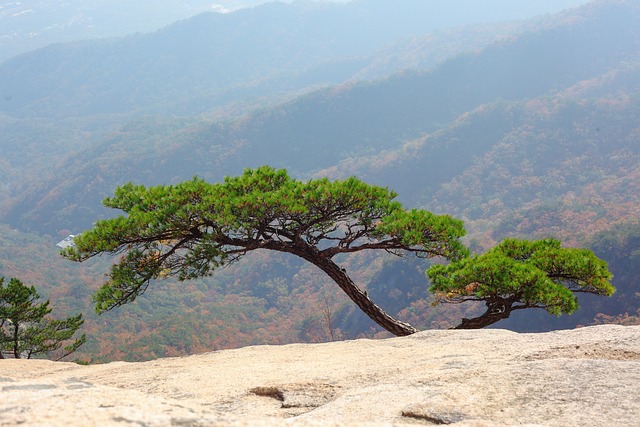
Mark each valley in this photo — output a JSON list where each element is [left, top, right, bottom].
[[0, 0, 638, 362]]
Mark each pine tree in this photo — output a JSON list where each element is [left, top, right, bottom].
[[427, 238, 615, 328], [63, 166, 468, 336], [0, 277, 85, 360]]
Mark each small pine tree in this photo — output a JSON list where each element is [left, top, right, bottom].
[[0, 277, 86, 360], [427, 238, 614, 329]]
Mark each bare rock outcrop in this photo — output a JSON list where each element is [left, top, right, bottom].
[[1, 325, 638, 426]]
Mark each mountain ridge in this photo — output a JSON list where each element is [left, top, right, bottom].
[[3, 0, 638, 235], [0, 0, 599, 117]]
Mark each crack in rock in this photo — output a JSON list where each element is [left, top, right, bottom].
[[250, 383, 339, 409], [2, 384, 57, 391], [401, 408, 467, 425], [250, 386, 285, 402]]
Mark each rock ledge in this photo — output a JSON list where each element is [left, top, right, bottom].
[[1, 325, 638, 426]]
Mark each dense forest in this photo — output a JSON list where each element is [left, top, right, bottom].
[[0, 0, 638, 362]]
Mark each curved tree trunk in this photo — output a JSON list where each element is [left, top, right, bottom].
[[453, 302, 513, 329], [297, 251, 418, 337], [453, 312, 508, 329]]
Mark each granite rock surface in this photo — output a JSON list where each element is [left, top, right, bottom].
[[1, 325, 638, 426]]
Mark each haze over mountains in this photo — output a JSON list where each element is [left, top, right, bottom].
[[0, 0, 266, 61], [0, 0, 591, 62], [2, 0, 637, 234], [1, 0, 594, 118], [0, 0, 639, 361]]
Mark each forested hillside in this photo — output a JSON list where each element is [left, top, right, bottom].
[[0, 0, 638, 361], [0, 1, 591, 118], [4, 0, 639, 234]]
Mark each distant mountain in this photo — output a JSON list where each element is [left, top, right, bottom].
[[0, 0, 593, 118], [0, 0, 270, 62], [3, 0, 638, 236], [0, 0, 592, 63]]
